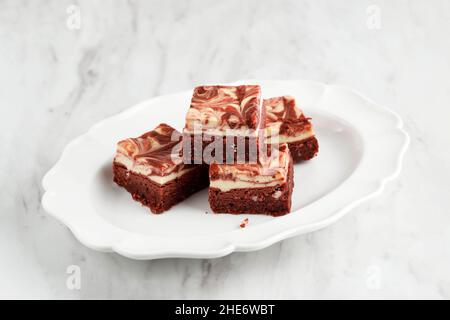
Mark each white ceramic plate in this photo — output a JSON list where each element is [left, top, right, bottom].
[[42, 80, 409, 260]]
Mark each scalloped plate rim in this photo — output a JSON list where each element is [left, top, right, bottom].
[[41, 79, 410, 260]]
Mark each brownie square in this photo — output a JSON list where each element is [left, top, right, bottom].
[[183, 85, 263, 164], [113, 123, 209, 214], [263, 96, 319, 162], [208, 144, 294, 216]]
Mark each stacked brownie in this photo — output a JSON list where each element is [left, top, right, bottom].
[[183, 85, 262, 164], [113, 85, 318, 216]]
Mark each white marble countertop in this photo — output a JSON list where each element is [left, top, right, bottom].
[[1, 0, 450, 299]]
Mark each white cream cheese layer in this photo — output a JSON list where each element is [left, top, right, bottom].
[[209, 179, 283, 192], [264, 131, 314, 144], [183, 127, 259, 137], [114, 154, 194, 185], [144, 168, 194, 185]]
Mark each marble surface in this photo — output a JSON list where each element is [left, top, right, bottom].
[[1, 0, 450, 299]]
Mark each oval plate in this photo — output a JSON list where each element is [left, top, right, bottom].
[[42, 80, 409, 260]]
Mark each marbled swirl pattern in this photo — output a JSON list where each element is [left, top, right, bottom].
[[210, 144, 290, 184], [185, 85, 261, 131], [115, 123, 184, 176], [264, 96, 313, 138]]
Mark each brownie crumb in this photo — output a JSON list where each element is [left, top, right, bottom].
[[240, 218, 249, 228]]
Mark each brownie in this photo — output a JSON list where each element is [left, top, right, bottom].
[[113, 123, 209, 214], [208, 144, 294, 216], [183, 85, 263, 164], [263, 96, 319, 162]]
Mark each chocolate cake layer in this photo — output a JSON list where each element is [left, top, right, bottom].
[[288, 136, 319, 162], [182, 134, 258, 164], [114, 163, 209, 214]]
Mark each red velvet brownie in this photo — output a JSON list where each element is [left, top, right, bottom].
[[183, 85, 263, 164], [113, 123, 209, 214], [263, 96, 318, 162], [209, 144, 293, 216]]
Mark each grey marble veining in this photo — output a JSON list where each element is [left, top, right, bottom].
[[1, 0, 450, 299]]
